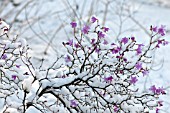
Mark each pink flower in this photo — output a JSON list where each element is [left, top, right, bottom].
[[158, 25, 166, 36], [98, 31, 105, 38], [91, 16, 98, 23], [103, 27, 109, 32], [1, 54, 7, 60], [114, 105, 119, 112], [142, 70, 149, 76], [16, 65, 21, 68], [152, 26, 158, 32], [70, 100, 78, 107], [111, 47, 121, 54], [130, 76, 138, 84], [82, 25, 90, 34], [131, 37, 135, 41], [70, 22, 77, 28], [152, 25, 166, 36], [136, 44, 144, 55], [12, 75, 17, 80], [103, 39, 108, 45], [104, 76, 113, 83], [66, 39, 73, 46], [65, 55, 71, 62], [95, 48, 100, 53], [156, 108, 160, 113], [158, 101, 163, 107], [121, 37, 128, 44], [149, 85, 165, 95], [135, 62, 142, 70], [74, 43, 80, 48], [149, 85, 157, 93], [91, 39, 96, 45]]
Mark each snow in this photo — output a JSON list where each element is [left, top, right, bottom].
[[0, 0, 169, 113]]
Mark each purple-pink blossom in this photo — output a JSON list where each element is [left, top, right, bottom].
[[65, 55, 71, 62], [103, 27, 109, 32], [103, 39, 108, 45], [98, 31, 105, 38], [91, 39, 96, 45], [158, 25, 166, 36], [130, 76, 138, 84], [121, 37, 128, 44], [156, 40, 169, 48], [104, 76, 113, 83], [135, 62, 142, 70], [16, 65, 21, 68], [152, 26, 158, 32], [149, 85, 157, 93], [66, 39, 73, 46], [12, 75, 17, 80], [82, 25, 90, 34], [91, 16, 98, 23], [70, 100, 78, 107], [152, 25, 166, 36], [149, 85, 165, 95], [131, 37, 135, 41], [95, 48, 100, 53], [142, 70, 149, 76], [163, 40, 169, 46], [111, 47, 121, 54], [136, 44, 144, 55], [1, 54, 7, 60], [158, 101, 163, 107], [156, 108, 160, 113], [74, 43, 80, 48], [114, 105, 119, 112], [70, 22, 77, 28]]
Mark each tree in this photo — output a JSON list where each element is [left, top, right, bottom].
[[0, 17, 167, 113]]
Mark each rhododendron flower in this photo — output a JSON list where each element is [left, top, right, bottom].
[[136, 44, 144, 55], [12, 75, 17, 80], [66, 39, 73, 46], [82, 25, 90, 34], [91, 16, 98, 23], [70, 100, 78, 107], [158, 101, 163, 107], [98, 31, 105, 38], [111, 47, 121, 54], [152, 26, 158, 32], [135, 62, 142, 70], [130, 76, 138, 84], [70, 22, 77, 28], [131, 37, 135, 41], [163, 40, 169, 46], [142, 70, 149, 76], [156, 87, 165, 95], [91, 39, 96, 44], [74, 43, 80, 48], [123, 58, 127, 62], [114, 105, 118, 112], [104, 76, 113, 83], [65, 55, 71, 62], [158, 25, 166, 36], [95, 48, 100, 53], [121, 37, 128, 44], [152, 25, 166, 36], [149, 85, 157, 93], [103, 27, 109, 32], [1, 54, 7, 60], [103, 39, 108, 45], [16, 65, 21, 68], [156, 108, 160, 113], [149, 85, 165, 95]]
